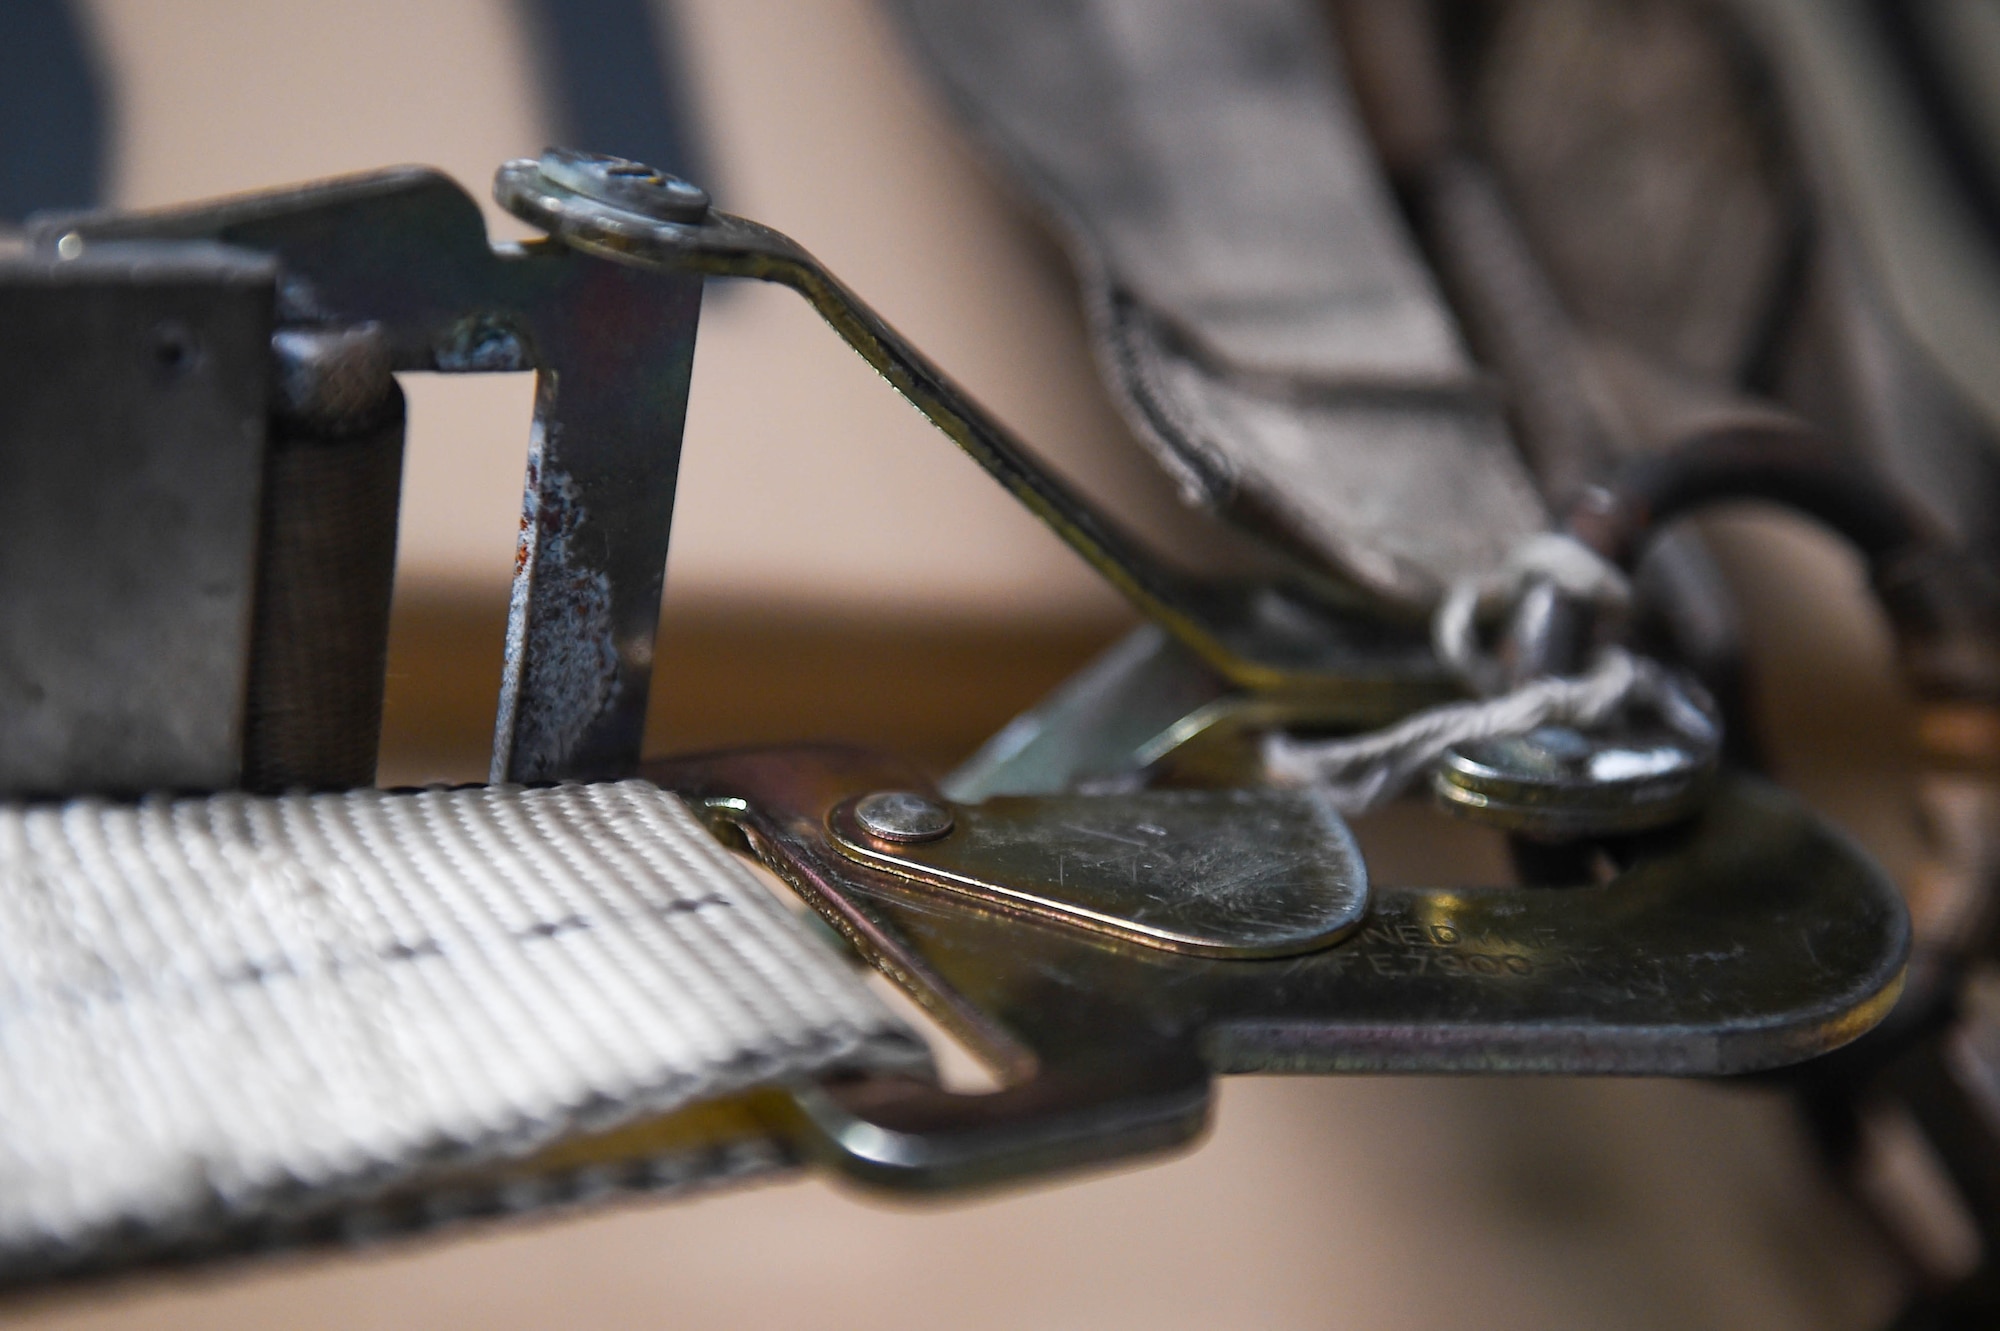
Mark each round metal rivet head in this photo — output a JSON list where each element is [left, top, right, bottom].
[[536, 147, 710, 223], [853, 791, 955, 844], [1432, 724, 1716, 838]]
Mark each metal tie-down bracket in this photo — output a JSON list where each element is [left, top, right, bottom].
[[30, 154, 1911, 1190], [654, 746, 1905, 1189], [34, 157, 707, 784]]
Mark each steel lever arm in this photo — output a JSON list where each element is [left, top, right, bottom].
[[493, 155, 1446, 711], [35, 157, 1449, 785]]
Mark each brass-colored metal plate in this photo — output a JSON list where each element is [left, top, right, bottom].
[[828, 789, 1368, 959], [654, 746, 1909, 1193]]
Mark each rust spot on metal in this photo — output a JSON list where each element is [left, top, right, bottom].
[[500, 450, 621, 777], [513, 453, 540, 577]]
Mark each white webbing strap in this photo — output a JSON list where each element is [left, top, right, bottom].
[[0, 781, 928, 1278]]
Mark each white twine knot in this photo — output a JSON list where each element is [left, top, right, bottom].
[[1261, 535, 1716, 814], [1433, 532, 1632, 696]]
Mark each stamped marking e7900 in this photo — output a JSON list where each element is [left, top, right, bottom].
[[1354, 914, 1572, 979]]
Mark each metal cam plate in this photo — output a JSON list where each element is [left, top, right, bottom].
[[652, 747, 1908, 1194], [828, 789, 1368, 959]]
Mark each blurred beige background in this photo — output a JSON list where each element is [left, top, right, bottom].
[[3, 1, 1928, 1327]]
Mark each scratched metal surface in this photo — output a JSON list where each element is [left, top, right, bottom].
[[855, 774, 1904, 1076], [32, 169, 704, 786], [0, 244, 275, 794], [830, 788, 1368, 956], [663, 747, 1906, 1092]]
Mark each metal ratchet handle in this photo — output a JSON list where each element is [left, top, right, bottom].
[[492, 156, 1435, 700]]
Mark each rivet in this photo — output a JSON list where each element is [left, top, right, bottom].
[[852, 791, 955, 844], [536, 147, 710, 223]]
